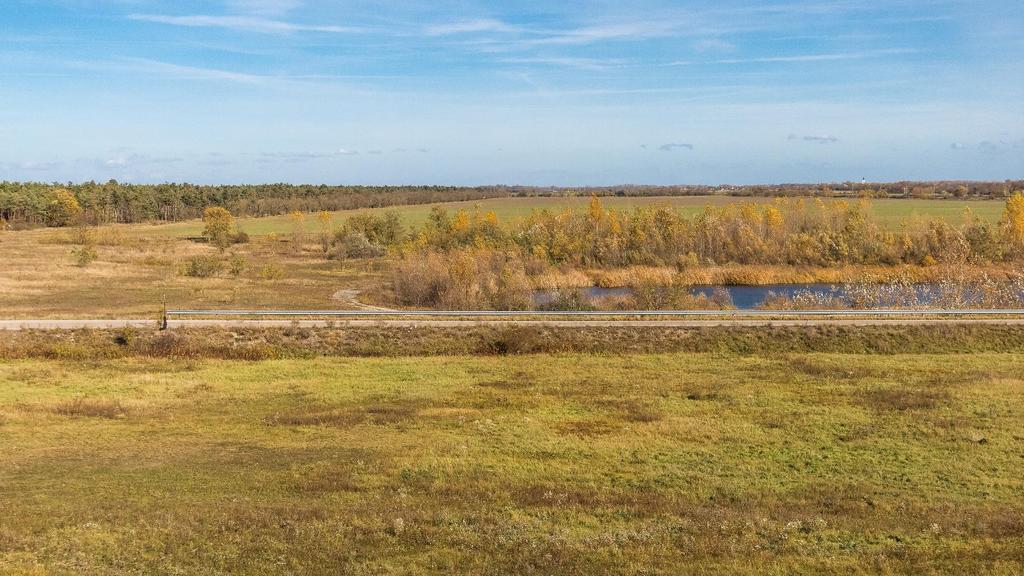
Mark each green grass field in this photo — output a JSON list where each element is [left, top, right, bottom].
[[2, 350, 1022, 574], [149, 196, 1008, 238]]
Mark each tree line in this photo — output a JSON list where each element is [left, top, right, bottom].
[[2, 179, 1022, 227]]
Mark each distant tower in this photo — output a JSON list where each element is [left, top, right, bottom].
[[860, 178, 867, 185]]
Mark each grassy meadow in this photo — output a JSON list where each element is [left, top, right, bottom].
[[1, 350, 1022, 574], [0, 195, 1013, 319]]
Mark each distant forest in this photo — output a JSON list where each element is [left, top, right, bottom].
[[1, 179, 1022, 227]]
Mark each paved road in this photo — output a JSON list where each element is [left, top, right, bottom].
[[5, 318, 1024, 330]]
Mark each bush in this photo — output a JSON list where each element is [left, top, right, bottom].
[[182, 256, 223, 278], [259, 264, 285, 280], [228, 253, 247, 276], [392, 249, 533, 310], [537, 289, 595, 311], [72, 244, 98, 267], [333, 229, 384, 259]]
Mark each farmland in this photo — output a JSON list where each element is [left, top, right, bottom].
[[1, 347, 1022, 574]]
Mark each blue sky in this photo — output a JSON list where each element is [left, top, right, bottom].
[[1, 0, 1021, 185]]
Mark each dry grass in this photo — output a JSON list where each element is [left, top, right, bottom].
[[2, 197, 1021, 318], [50, 397, 128, 419], [266, 400, 423, 427], [0, 225, 383, 319], [860, 387, 950, 412], [1, 352, 1023, 574], [6, 324, 1024, 361]]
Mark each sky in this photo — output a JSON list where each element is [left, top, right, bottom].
[[0, 0, 1022, 185]]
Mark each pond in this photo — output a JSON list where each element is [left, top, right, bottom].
[[532, 283, 985, 310]]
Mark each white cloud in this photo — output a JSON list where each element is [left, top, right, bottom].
[[226, 0, 303, 17], [128, 14, 362, 34], [789, 134, 839, 144], [425, 19, 517, 36], [717, 48, 916, 64], [528, 21, 680, 46], [257, 149, 361, 163], [103, 154, 182, 168], [951, 139, 1024, 154], [96, 58, 271, 84], [659, 142, 694, 152], [500, 57, 630, 71]]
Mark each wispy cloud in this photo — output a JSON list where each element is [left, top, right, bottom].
[[717, 48, 916, 64], [0, 160, 64, 172], [500, 56, 630, 71], [128, 14, 362, 34], [528, 21, 681, 46], [951, 139, 1023, 154], [789, 134, 839, 144], [103, 153, 183, 168], [227, 0, 304, 17], [80, 57, 272, 84], [425, 18, 518, 36], [659, 142, 694, 152], [693, 38, 736, 53], [258, 149, 361, 162]]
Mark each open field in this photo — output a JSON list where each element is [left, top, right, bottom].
[[1, 346, 1022, 574], [1, 195, 1017, 319], [147, 196, 1008, 237], [0, 226, 388, 319]]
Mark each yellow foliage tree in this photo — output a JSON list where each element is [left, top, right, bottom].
[[46, 189, 82, 227], [1001, 192, 1024, 257], [202, 207, 235, 250]]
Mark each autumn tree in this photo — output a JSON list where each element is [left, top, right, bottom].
[[288, 210, 307, 254], [202, 207, 235, 251], [317, 210, 333, 255], [45, 189, 82, 227], [1001, 192, 1024, 258]]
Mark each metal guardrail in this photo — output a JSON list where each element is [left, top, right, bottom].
[[166, 309, 1024, 318]]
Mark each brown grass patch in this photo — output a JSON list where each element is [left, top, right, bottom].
[[860, 387, 950, 412], [556, 418, 621, 437], [787, 356, 877, 379], [681, 383, 722, 401], [477, 371, 534, 390], [517, 483, 674, 512], [266, 400, 423, 427], [50, 397, 129, 419], [597, 398, 664, 422], [288, 455, 377, 494]]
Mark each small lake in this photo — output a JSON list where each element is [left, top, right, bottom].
[[533, 283, 982, 310]]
